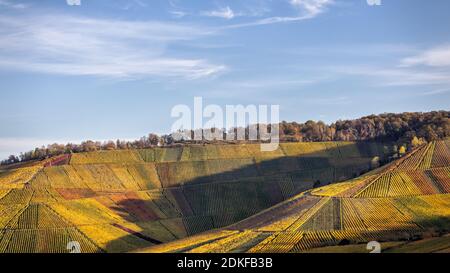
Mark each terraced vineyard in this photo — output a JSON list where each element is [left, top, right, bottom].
[[138, 141, 450, 253], [0, 142, 391, 253]]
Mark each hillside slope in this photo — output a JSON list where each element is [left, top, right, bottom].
[[0, 142, 391, 253], [137, 140, 450, 253]]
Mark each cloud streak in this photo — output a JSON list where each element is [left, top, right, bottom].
[[0, 14, 225, 79], [401, 45, 450, 67], [0, 0, 28, 9], [223, 0, 333, 28], [320, 44, 450, 88], [290, 0, 334, 18], [202, 6, 235, 19]]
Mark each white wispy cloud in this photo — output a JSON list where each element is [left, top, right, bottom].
[[170, 10, 187, 18], [313, 43, 450, 88], [167, 0, 188, 18], [66, 0, 81, 6], [0, 14, 225, 79], [202, 6, 235, 19], [224, 0, 333, 28], [133, 0, 148, 8], [400, 45, 450, 67], [289, 0, 334, 18], [0, 0, 28, 9], [223, 16, 305, 29]]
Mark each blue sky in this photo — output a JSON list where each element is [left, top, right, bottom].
[[0, 0, 450, 159]]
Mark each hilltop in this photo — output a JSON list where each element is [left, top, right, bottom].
[[2, 111, 448, 166]]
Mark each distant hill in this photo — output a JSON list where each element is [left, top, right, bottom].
[[2, 111, 448, 166]]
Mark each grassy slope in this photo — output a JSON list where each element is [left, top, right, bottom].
[[305, 234, 450, 253], [138, 141, 450, 253], [0, 141, 393, 253]]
